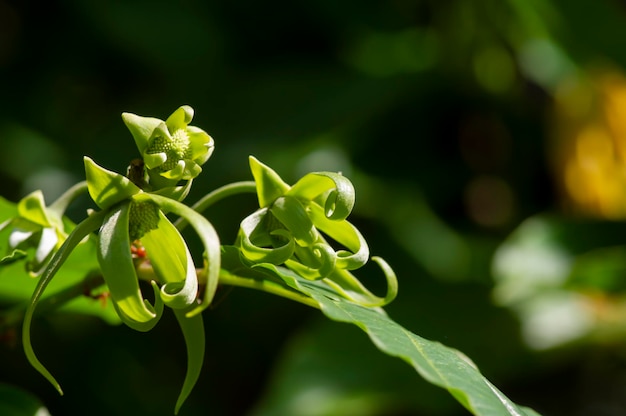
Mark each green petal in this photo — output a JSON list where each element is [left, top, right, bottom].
[[239, 208, 295, 264], [17, 191, 53, 227], [173, 309, 205, 414], [285, 242, 337, 280], [97, 203, 159, 325], [141, 210, 198, 309], [249, 156, 290, 208], [269, 196, 317, 246], [140, 193, 221, 317], [288, 172, 355, 221], [166, 105, 194, 132], [187, 127, 214, 164], [84, 157, 142, 210], [122, 112, 163, 154], [323, 256, 398, 307], [22, 210, 106, 395], [144, 152, 168, 169], [308, 203, 369, 270]]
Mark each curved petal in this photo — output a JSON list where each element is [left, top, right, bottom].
[[122, 113, 163, 154], [98, 203, 159, 325], [166, 105, 194, 132], [308, 203, 369, 270], [288, 172, 355, 221], [22, 210, 106, 394], [238, 208, 295, 265], [84, 157, 142, 210], [286, 242, 337, 280], [17, 191, 53, 227], [141, 209, 198, 309], [140, 193, 221, 317], [111, 281, 164, 332], [324, 256, 398, 307], [173, 308, 205, 415], [249, 156, 290, 208], [269, 196, 317, 246]]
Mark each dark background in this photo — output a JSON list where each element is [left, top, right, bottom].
[[2, 0, 626, 415]]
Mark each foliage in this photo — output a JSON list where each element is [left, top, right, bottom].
[[0, 106, 537, 415]]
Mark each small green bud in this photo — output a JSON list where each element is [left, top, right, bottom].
[[128, 200, 160, 241]]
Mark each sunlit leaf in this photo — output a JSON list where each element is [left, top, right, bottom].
[[251, 264, 537, 416]]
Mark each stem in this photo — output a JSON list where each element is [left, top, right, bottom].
[[218, 269, 320, 310], [49, 181, 89, 216], [175, 181, 256, 231], [136, 261, 320, 310]]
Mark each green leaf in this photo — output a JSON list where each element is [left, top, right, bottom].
[[253, 265, 537, 416], [84, 157, 142, 210]]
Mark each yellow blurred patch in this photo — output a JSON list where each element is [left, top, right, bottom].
[[552, 68, 626, 219]]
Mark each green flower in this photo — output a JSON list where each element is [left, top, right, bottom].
[[0, 183, 86, 274], [83, 157, 221, 412], [122, 105, 214, 183], [237, 157, 397, 307]]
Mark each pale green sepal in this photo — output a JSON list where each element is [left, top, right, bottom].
[[288, 172, 355, 221], [22, 210, 106, 395], [173, 308, 205, 414], [121, 112, 163, 153], [270, 196, 317, 246], [84, 157, 142, 210], [249, 156, 290, 208], [17, 191, 53, 227], [141, 194, 221, 317], [97, 203, 158, 324]]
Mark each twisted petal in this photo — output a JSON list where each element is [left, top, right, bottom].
[[269, 196, 317, 246], [239, 208, 295, 265], [288, 171, 355, 220], [323, 257, 398, 307], [98, 202, 161, 328]]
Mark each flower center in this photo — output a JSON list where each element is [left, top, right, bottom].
[[128, 200, 160, 241], [146, 129, 191, 172]]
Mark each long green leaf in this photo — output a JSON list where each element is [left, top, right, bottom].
[[255, 264, 538, 416]]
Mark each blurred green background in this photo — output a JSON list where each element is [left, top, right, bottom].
[[2, 0, 626, 415]]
